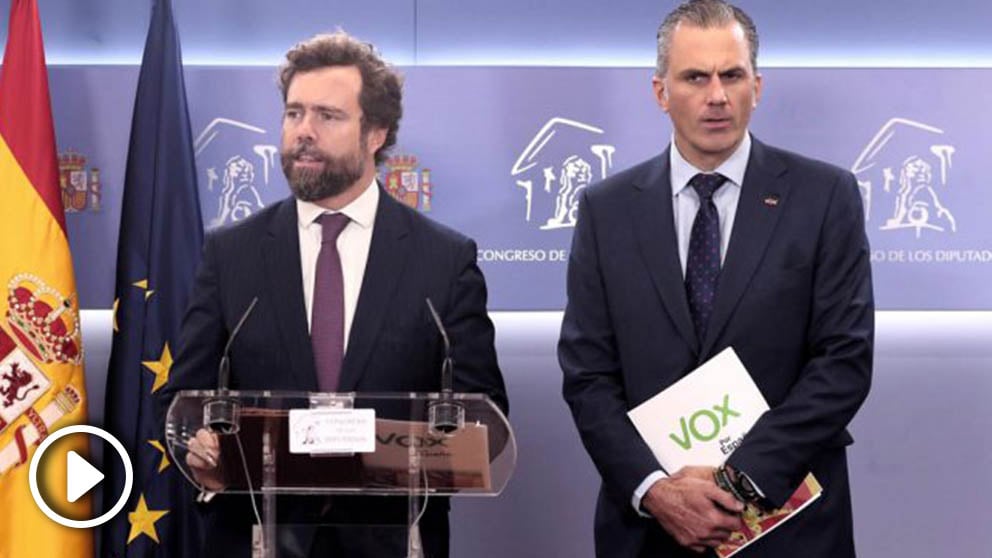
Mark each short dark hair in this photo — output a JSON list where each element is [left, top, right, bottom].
[[655, 0, 759, 78], [279, 32, 403, 166]]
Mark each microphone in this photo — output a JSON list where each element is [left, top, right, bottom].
[[218, 297, 258, 393], [425, 298, 453, 396], [425, 298, 463, 435], [204, 297, 258, 434]]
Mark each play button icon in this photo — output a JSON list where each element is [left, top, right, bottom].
[[29, 424, 134, 528], [66, 450, 105, 503]]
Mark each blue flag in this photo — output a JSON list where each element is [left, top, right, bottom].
[[101, 0, 204, 555]]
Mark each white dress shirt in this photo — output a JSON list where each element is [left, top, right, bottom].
[[297, 180, 378, 353], [631, 134, 752, 515]]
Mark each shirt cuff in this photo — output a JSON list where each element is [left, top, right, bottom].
[[632, 470, 668, 517]]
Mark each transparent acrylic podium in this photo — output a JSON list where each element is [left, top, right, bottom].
[[165, 390, 516, 558]]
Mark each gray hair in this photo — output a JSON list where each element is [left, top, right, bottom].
[[655, 0, 759, 77]]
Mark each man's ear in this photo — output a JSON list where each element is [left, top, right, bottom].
[[652, 76, 670, 113], [752, 73, 763, 108], [366, 127, 387, 154]]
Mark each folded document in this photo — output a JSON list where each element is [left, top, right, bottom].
[[628, 348, 822, 557]]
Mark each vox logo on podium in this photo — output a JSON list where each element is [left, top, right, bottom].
[[668, 394, 740, 450]]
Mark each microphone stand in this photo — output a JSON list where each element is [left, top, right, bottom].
[[203, 296, 258, 434], [425, 298, 464, 435]]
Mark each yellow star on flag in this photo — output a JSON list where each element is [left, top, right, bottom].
[[132, 278, 155, 300], [113, 297, 120, 332], [127, 494, 169, 544], [148, 440, 171, 472], [142, 343, 173, 393]]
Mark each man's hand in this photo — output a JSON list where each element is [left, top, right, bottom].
[[641, 466, 744, 553], [185, 428, 225, 492]]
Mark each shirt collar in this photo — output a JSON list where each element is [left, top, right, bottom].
[[669, 132, 751, 197], [296, 177, 379, 230]]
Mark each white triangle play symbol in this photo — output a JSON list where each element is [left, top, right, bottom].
[[66, 450, 104, 503]]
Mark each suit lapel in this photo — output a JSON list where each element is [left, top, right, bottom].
[[630, 152, 699, 354], [262, 200, 319, 391], [701, 139, 790, 356], [338, 189, 412, 391]]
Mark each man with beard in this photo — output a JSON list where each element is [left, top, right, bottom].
[[559, 1, 873, 556], [165, 32, 507, 558]]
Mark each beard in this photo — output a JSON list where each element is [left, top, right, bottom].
[[281, 142, 367, 202]]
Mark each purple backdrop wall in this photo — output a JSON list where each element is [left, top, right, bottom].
[[51, 67, 991, 310]]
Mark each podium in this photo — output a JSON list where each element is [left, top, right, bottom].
[[165, 390, 515, 558]]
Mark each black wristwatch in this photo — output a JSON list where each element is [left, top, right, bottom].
[[714, 464, 766, 509]]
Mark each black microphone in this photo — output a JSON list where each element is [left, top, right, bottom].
[[425, 298, 453, 396], [204, 296, 258, 434], [425, 298, 463, 434], [218, 296, 259, 394]]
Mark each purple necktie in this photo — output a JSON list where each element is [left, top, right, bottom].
[[685, 173, 726, 341], [311, 212, 350, 392]]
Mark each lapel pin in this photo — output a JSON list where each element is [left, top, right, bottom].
[[762, 195, 780, 207]]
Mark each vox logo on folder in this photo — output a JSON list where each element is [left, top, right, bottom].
[[627, 348, 769, 471], [668, 394, 741, 450]]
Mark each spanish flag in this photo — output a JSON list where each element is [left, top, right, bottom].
[[0, 0, 93, 556]]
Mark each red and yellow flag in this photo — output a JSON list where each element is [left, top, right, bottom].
[[0, 1, 92, 556]]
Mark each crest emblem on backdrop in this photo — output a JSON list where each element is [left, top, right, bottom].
[[381, 154, 433, 211], [194, 118, 279, 228], [851, 117, 957, 238], [58, 150, 101, 213], [510, 117, 616, 230]]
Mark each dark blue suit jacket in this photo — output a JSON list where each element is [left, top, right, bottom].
[[166, 188, 507, 557], [559, 138, 873, 557]]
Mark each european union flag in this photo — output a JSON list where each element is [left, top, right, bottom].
[[101, 0, 204, 555]]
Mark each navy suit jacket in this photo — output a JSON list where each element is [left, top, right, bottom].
[[166, 188, 507, 556], [559, 138, 873, 557]]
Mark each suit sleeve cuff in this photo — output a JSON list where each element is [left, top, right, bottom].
[[632, 470, 668, 517], [737, 470, 766, 498]]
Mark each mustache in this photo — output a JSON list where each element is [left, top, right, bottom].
[[284, 144, 326, 160]]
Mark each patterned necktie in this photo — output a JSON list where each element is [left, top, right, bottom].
[[311, 212, 351, 392], [685, 173, 727, 341]]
